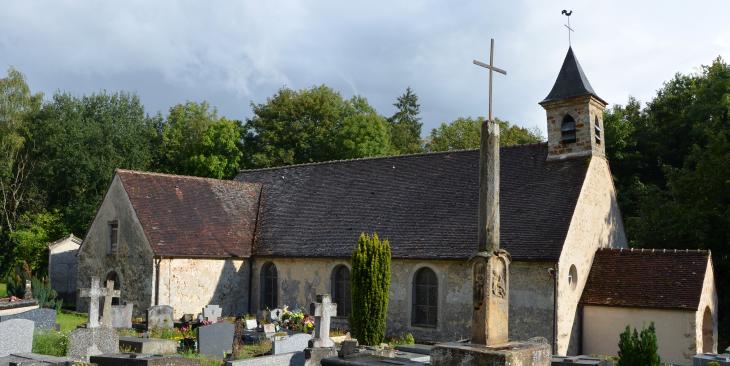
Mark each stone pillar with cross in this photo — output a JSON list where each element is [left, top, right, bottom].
[[470, 38, 512, 346], [309, 294, 337, 348]]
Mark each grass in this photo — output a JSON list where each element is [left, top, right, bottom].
[[32, 330, 69, 356], [233, 340, 272, 360], [178, 350, 225, 366], [0, 282, 6, 297], [57, 310, 87, 332]]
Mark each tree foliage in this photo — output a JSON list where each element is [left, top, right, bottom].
[[388, 87, 423, 154], [617, 323, 661, 366], [426, 117, 543, 152], [350, 232, 391, 346], [243, 85, 393, 168], [605, 58, 730, 348], [156, 101, 243, 179]]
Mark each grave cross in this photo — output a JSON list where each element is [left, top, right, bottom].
[[79, 277, 105, 328], [309, 294, 337, 348], [101, 280, 120, 328]]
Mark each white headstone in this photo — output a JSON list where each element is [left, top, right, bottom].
[[270, 308, 283, 322], [202, 305, 222, 323], [245, 319, 258, 330], [310, 294, 337, 348]]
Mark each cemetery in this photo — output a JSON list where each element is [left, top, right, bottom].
[[1, 5, 729, 366]]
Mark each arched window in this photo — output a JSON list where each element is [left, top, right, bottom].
[[260, 262, 278, 310], [594, 116, 602, 144], [331, 265, 351, 317], [412, 267, 438, 327], [568, 265, 578, 290], [561, 115, 577, 143]]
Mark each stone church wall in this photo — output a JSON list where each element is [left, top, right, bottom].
[[76, 176, 155, 316], [251, 257, 555, 343], [556, 156, 628, 355], [156, 258, 250, 318], [695, 258, 718, 354]]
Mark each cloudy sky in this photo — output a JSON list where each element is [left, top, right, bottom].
[[2, 1, 729, 136]]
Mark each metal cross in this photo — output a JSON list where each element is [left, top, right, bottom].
[[562, 10, 574, 46], [473, 38, 507, 124]]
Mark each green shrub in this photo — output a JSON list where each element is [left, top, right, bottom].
[[350, 232, 391, 346], [388, 332, 415, 347], [32, 330, 69, 356], [617, 323, 661, 366], [707, 361, 721, 366]]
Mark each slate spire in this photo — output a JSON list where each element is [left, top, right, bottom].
[[540, 47, 606, 105]]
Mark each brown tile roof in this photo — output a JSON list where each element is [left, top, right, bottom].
[[117, 169, 261, 258], [582, 248, 711, 310], [235, 143, 589, 260]]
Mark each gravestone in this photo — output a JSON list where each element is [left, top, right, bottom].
[[263, 323, 276, 334], [67, 326, 119, 361], [202, 305, 222, 323], [197, 322, 235, 358], [694, 353, 730, 366], [111, 303, 134, 328], [79, 277, 106, 328], [272, 333, 312, 355], [270, 308, 283, 322], [146, 305, 173, 329], [310, 294, 337, 348], [0, 308, 57, 330], [0, 352, 74, 366], [23, 281, 32, 300], [101, 280, 121, 328], [244, 319, 257, 330], [551, 355, 606, 365], [119, 337, 178, 354], [0, 319, 34, 357], [90, 353, 199, 366]]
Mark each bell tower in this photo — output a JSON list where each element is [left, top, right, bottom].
[[539, 47, 607, 160]]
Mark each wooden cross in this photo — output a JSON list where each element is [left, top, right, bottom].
[[309, 294, 337, 348], [101, 279, 121, 328], [79, 277, 104, 328], [473, 38, 507, 125]]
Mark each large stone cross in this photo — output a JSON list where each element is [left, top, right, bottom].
[[471, 38, 512, 346], [79, 277, 105, 328], [101, 280, 120, 328], [310, 294, 337, 348]]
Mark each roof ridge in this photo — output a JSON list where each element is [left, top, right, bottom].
[[598, 247, 709, 255], [238, 142, 548, 173], [116, 169, 259, 187]]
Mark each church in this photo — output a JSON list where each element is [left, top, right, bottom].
[[76, 47, 718, 362]]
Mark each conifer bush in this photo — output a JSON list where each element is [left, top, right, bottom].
[[617, 323, 661, 366], [349, 232, 391, 346]]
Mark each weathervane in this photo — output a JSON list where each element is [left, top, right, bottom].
[[562, 9, 574, 46]]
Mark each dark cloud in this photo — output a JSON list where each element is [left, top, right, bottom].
[[2, 1, 729, 136]]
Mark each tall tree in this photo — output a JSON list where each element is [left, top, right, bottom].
[[388, 87, 423, 154], [243, 85, 392, 168], [0, 68, 42, 275], [605, 57, 730, 348], [30, 91, 155, 236], [156, 101, 243, 179], [425, 117, 543, 152]]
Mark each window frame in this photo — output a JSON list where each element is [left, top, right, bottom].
[[594, 116, 602, 144], [260, 262, 278, 310], [108, 220, 119, 255], [561, 114, 577, 144], [411, 267, 438, 328], [331, 265, 352, 317]]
